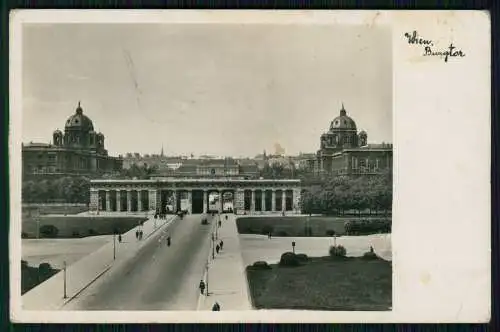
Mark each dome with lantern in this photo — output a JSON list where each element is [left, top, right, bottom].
[[328, 104, 357, 132], [65, 101, 94, 132]]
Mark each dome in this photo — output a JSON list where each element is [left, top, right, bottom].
[[53, 129, 62, 135], [65, 102, 94, 132], [329, 104, 357, 131], [359, 130, 367, 136]]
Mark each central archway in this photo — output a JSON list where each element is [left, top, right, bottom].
[[191, 190, 204, 214]]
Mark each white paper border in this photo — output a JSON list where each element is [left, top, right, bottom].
[[9, 9, 491, 323]]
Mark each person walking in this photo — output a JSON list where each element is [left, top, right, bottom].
[[216, 244, 220, 254], [199, 279, 206, 295], [167, 235, 171, 247], [218, 220, 221, 228], [118, 234, 122, 243], [135, 229, 139, 240], [219, 240, 224, 250], [212, 302, 221, 311]]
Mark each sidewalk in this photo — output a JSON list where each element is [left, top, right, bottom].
[[22, 212, 176, 310], [197, 214, 252, 311]]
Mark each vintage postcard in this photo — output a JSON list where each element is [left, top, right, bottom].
[[9, 10, 490, 323]]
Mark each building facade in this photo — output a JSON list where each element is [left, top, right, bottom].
[[22, 102, 123, 178], [90, 178, 302, 215], [308, 104, 393, 176]]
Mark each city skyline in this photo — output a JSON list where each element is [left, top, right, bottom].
[[22, 23, 392, 157]]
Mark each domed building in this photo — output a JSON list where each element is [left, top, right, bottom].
[[308, 104, 393, 176], [22, 102, 123, 178]]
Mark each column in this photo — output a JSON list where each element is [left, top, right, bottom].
[[218, 190, 223, 212], [293, 188, 301, 213], [127, 190, 132, 212], [138, 190, 143, 212], [261, 190, 266, 213], [148, 189, 157, 211], [235, 189, 245, 214], [187, 190, 192, 214], [271, 190, 276, 212], [172, 190, 178, 213], [90, 189, 99, 212], [203, 190, 208, 213], [282, 190, 286, 212], [250, 189, 256, 213], [105, 190, 111, 212], [116, 190, 122, 212]]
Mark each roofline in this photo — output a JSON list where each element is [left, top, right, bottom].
[[91, 178, 301, 184]]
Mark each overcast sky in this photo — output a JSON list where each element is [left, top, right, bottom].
[[22, 23, 392, 157]]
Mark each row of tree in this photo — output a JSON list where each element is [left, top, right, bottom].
[[299, 170, 392, 216], [22, 176, 90, 204]]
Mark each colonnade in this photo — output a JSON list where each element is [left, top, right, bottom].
[[90, 186, 302, 214]]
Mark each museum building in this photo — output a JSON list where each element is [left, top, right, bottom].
[[22, 102, 123, 178], [307, 104, 393, 176]]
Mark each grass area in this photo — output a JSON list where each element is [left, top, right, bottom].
[[237, 216, 389, 237], [246, 256, 392, 311], [22, 216, 146, 239], [22, 204, 88, 216], [21, 260, 60, 295]]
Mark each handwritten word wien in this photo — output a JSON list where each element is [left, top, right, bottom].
[[404, 31, 465, 63]]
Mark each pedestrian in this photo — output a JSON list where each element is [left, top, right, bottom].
[[118, 234, 122, 243], [154, 214, 158, 220], [219, 240, 224, 250], [212, 302, 221, 311], [218, 220, 221, 228], [216, 244, 220, 254], [225, 215, 228, 220], [268, 232, 272, 239], [370, 246, 374, 253], [199, 279, 206, 295], [167, 236, 171, 247], [135, 230, 139, 240]]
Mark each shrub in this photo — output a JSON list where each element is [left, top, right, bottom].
[[38, 262, 52, 277], [201, 219, 209, 225], [262, 225, 274, 235], [362, 251, 379, 260], [252, 261, 271, 270], [277, 230, 288, 237], [88, 228, 97, 236], [21, 232, 28, 239], [296, 253, 309, 262], [71, 230, 80, 238], [279, 252, 300, 267], [329, 245, 347, 258], [39, 225, 59, 238], [21, 260, 28, 268], [325, 229, 336, 236]]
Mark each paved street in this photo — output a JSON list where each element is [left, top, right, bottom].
[[63, 214, 214, 310]]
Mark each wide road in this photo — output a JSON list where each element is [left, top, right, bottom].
[[63, 214, 215, 310]]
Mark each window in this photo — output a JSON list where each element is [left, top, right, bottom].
[[352, 157, 358, 169], [375, 159, 380, 169]]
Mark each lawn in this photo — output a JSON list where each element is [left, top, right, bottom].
[[22, 216, 147, 238], [246, 256, 392, 311], [237, 216, 390, 237], [22, 204, 88, 216]]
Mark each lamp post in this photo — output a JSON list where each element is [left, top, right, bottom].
[[63, 260, 67, 299], [334, 234, 337, 247], [113, 232, 116, 260], [205, 260, 210, 296], [36, 217, 40, 239], [292, 241, 296, 254], [211, 233, 215, 259]]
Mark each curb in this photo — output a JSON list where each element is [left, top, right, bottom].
[[58, 215, 177, 308], [60, 265, 112, 308]]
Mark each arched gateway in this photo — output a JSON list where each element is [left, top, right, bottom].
[[89, 178, 302, 215]]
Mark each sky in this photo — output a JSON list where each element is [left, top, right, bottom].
[[22, 23, 392, 157]]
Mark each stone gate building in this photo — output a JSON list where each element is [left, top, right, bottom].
[[90, 178, 302, 214]]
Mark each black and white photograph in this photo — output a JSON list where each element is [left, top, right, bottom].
[[9, 10, 490, 323]]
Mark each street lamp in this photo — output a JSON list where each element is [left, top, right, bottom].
[[292, 241, 296, 254], [36, 217, 40, 239], [211, 233, 215, 259], [113, 232, 116, 260], [63, 260, 67, 299], [205, 260, 210, 296]]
